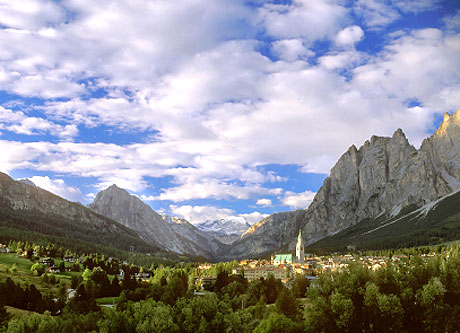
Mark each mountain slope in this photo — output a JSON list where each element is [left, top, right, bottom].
[[308, 189, 460, 252], [88, 186, 223, 260], [219, 211, 301, 259], [233, 108, 460, 258], [0, 172, 158, 254]]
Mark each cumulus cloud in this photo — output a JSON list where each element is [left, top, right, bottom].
[[238, 211, 269, 225], [393, 0, 441, 14], [157, 179, 282, 202], [281, 190, 316, 209], [169, 205, 235, 224], [353, 0, 400, 28], [26, 176, 81, 201], [256, 198, 273, 207], [169, 204, 268, 225], [258, 0, 349, 42], [0, 106, 78, 139], [0, 0, 65, 31], [335, 25, 364, 45], [319, 50, 366, 70], [272, 39, 314, 61], [0, 0, 458, 215], [353, 0, 439, 28]]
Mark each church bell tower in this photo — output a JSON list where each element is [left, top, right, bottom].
[[296, 229, 304, 264]]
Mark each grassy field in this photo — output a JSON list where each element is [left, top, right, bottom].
[[0, 253, 80, 294], [96, 296, 121, 305], [5, 306, 44, 319]]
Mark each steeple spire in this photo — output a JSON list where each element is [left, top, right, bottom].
[[296, 228, 304, 264]]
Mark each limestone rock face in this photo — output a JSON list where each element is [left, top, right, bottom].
[[235, 108, 460, 257], [89, 185, 222, 260]]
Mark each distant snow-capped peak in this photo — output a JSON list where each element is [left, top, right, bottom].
[[195, 216, 251, 236]]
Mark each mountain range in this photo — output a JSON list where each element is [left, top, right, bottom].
[[227, 109, 460, 258], [1, 108, 459, 261]]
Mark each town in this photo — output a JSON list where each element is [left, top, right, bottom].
[[194, 230, 423, 288]]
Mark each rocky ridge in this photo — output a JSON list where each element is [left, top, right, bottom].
[[225, 109, 460, 259], [0, 172, 157, 253], [88, 185, 223, 260]]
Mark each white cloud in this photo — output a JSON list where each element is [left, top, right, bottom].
[[26, 176, 81, 201], [256, 198, 272, 207], [0, 0, 65, 30], [335, 25, 364, 45], [157, 179, 282, 202], [0, 106, 78, 139], [0, 0, 458, 214], [353, 0, 439, 28], [319, 50, 366, 70], [393, 0, 440, 14], [238, 211, 269, 225], [169, 205, 234, 224], [258, 0, 349, 42], [444, 10, 460, 31], [272, 39, 314, 61], [281, 190, 316, 209], [353, 0, 401, 28], [169, 204, 268, 225], [352, 28, 460, 121]]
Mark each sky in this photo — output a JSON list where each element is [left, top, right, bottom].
[[0, 0, 459, 225]]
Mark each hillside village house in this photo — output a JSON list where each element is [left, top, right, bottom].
[[232, 266, 287, 282], [0, 244, 10, 253]]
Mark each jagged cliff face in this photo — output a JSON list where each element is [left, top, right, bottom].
[[88, 186, 222, 260], [235, 108, 460, 257]]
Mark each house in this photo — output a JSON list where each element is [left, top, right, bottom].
[[198, 264, 212, 270], [63, 255, 76, 263], [135, 272, 150, 281], [48, 266, 60, 274], [0, 244, 9, 253], [233, 266, 288, 282], [39, 257, 54, 266], [195, 276, 216, 290]]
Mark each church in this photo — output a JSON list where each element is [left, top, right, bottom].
[[272, 229, 304, 265]]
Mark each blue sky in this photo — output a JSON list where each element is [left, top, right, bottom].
[[0, 0, 459, 225]]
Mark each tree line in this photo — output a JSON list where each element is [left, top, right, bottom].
[[2, 242, 460, 331]]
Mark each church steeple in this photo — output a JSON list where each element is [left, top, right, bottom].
[[296, 228, 304, 264]]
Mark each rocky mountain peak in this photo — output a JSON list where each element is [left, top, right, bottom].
[[433, 108, 460, 138], [392, 128, 406, 139], [227, 109, 460, 259], [89, 185, 224, 260]]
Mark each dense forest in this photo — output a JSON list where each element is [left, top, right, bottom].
[[1, 239, 460, 332]]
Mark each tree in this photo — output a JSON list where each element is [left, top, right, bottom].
[[0, 299, 9, 326], [292, 276, 310, 298], [214, 271, 229, 292], [253, 312, 301, 333], [30, 263, 46, 276], [275, 289, 300, 320], [329, 291, 354, 331], [8, 264, 18, 275]]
